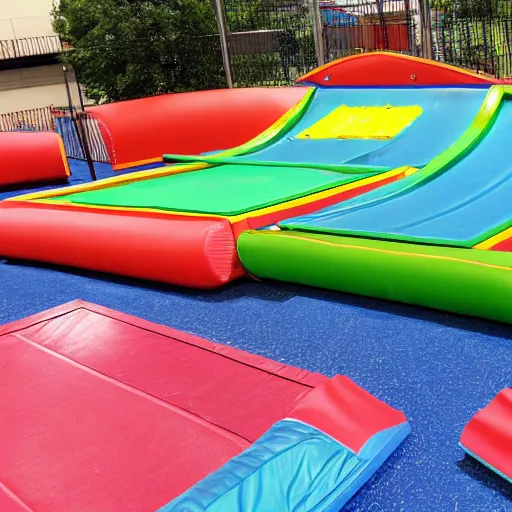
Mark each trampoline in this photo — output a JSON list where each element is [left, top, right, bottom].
[[0, 300, 409, 512]]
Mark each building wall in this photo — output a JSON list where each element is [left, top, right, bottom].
[[0, 0, 56, 40], [0, 1, 84, 115], [0, 64, 81, 115]]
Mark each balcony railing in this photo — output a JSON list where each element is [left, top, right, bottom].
[[0, 35, 65, 60]]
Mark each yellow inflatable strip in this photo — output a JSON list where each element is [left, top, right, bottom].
[[31, 166, 415, 223], [7, 162, 209, 202], [297, 105, 423, 140], [57, 135, 71, 177], [113, 156, 164, 171], [474, 226, 512, 249]]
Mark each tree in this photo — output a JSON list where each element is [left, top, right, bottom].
[[52, 0, 226, 103]]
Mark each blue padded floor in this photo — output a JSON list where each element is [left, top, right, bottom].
[[0, 161, 511, 511]]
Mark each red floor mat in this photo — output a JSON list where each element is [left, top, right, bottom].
[[0, 300, 325, 512]]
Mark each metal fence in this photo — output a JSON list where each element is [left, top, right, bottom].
[[53, 109, 110, 162], [321, 0, 420, 61], [215, 0, 421, 86], [221, 0, 317, 86], [0, 107, 110, 163], [431, 2, 512, 78], [0, 107, 54, 131]]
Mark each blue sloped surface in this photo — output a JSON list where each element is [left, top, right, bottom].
[[235, 87, 486, 168], [281, 100, 512, 247], [159, 420, 410, 512]]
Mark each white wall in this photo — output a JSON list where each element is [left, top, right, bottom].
[[0, 0, 57, 40], [0, 64, 81, 114]]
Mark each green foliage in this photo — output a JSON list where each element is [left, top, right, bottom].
[[431, 0, 502, 17], [52, 0, 226, 102]]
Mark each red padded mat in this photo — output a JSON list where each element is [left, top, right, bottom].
[[460, 388, 512, 481], [0, 301, 325, 512]]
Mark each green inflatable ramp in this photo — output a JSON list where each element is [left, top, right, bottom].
[[237, 230, 512, 324]]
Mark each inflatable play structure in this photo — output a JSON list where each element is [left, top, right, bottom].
[[86, 87, 309, 170], [460, 388, 512, 484], [0, 300, 410, 511], [0, 131, 69, 189], [0, 52, 511, 324]]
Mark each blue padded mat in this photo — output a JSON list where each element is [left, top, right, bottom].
[[0, 160, 511, 511], [235, 87, 486, 169], [282, 100, 512, 247], [0, 159, 162, 201]]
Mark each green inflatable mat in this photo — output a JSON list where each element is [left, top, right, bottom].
[[48, 164, 375, 216], [238, 230, 512, 324]]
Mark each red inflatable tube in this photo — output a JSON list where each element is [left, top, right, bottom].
[[0, 131, 69, 188], [0, 202, 244, 288], [297, 52, 500, 87], [87, 87, 309, 171], [460, 389, 512, 481]]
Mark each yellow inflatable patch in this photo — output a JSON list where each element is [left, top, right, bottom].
[[296, 105, 423, 140]]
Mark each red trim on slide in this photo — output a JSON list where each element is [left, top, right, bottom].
[[87, 88, 309, 170], [489, 236, 512, 252], [0, 132, 69, 188], [460, 388, 512, 480], [0, 202, 244, 288], [297, 52, 500, 87], [288, 375, 408, 453], [237, 169, 408, 232]]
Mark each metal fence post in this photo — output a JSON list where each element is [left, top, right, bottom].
[[62, 66, 97, 181], [419, 0, 433, 59], [309, 0, 325, 67], [213, 0, 233, 88]]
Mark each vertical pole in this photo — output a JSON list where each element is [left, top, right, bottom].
[[74, 69, 87, 112], [309, 0, 325, 67], [419, 0, 433, 59], [73, 69, 97, 180], [213, 0, 233, 88], [63, 66, 97, 181]]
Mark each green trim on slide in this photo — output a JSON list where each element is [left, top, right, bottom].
[[162, 153, 390, 176], [214, 87, 317, 159], [237, 230, 512, 324], [288, 216, 512, 249]]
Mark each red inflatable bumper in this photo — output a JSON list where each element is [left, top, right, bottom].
[[297, 51, 500, 87], [87, 87, 309, 170], [0, 202, 244, 288], [0, 131, 69, 188]]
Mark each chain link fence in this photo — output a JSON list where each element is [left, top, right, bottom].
[[222, 0, 317, 86], [321, 0, 420, 62], [431, 2, 512, 78], [0, 107, 109, 163]]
